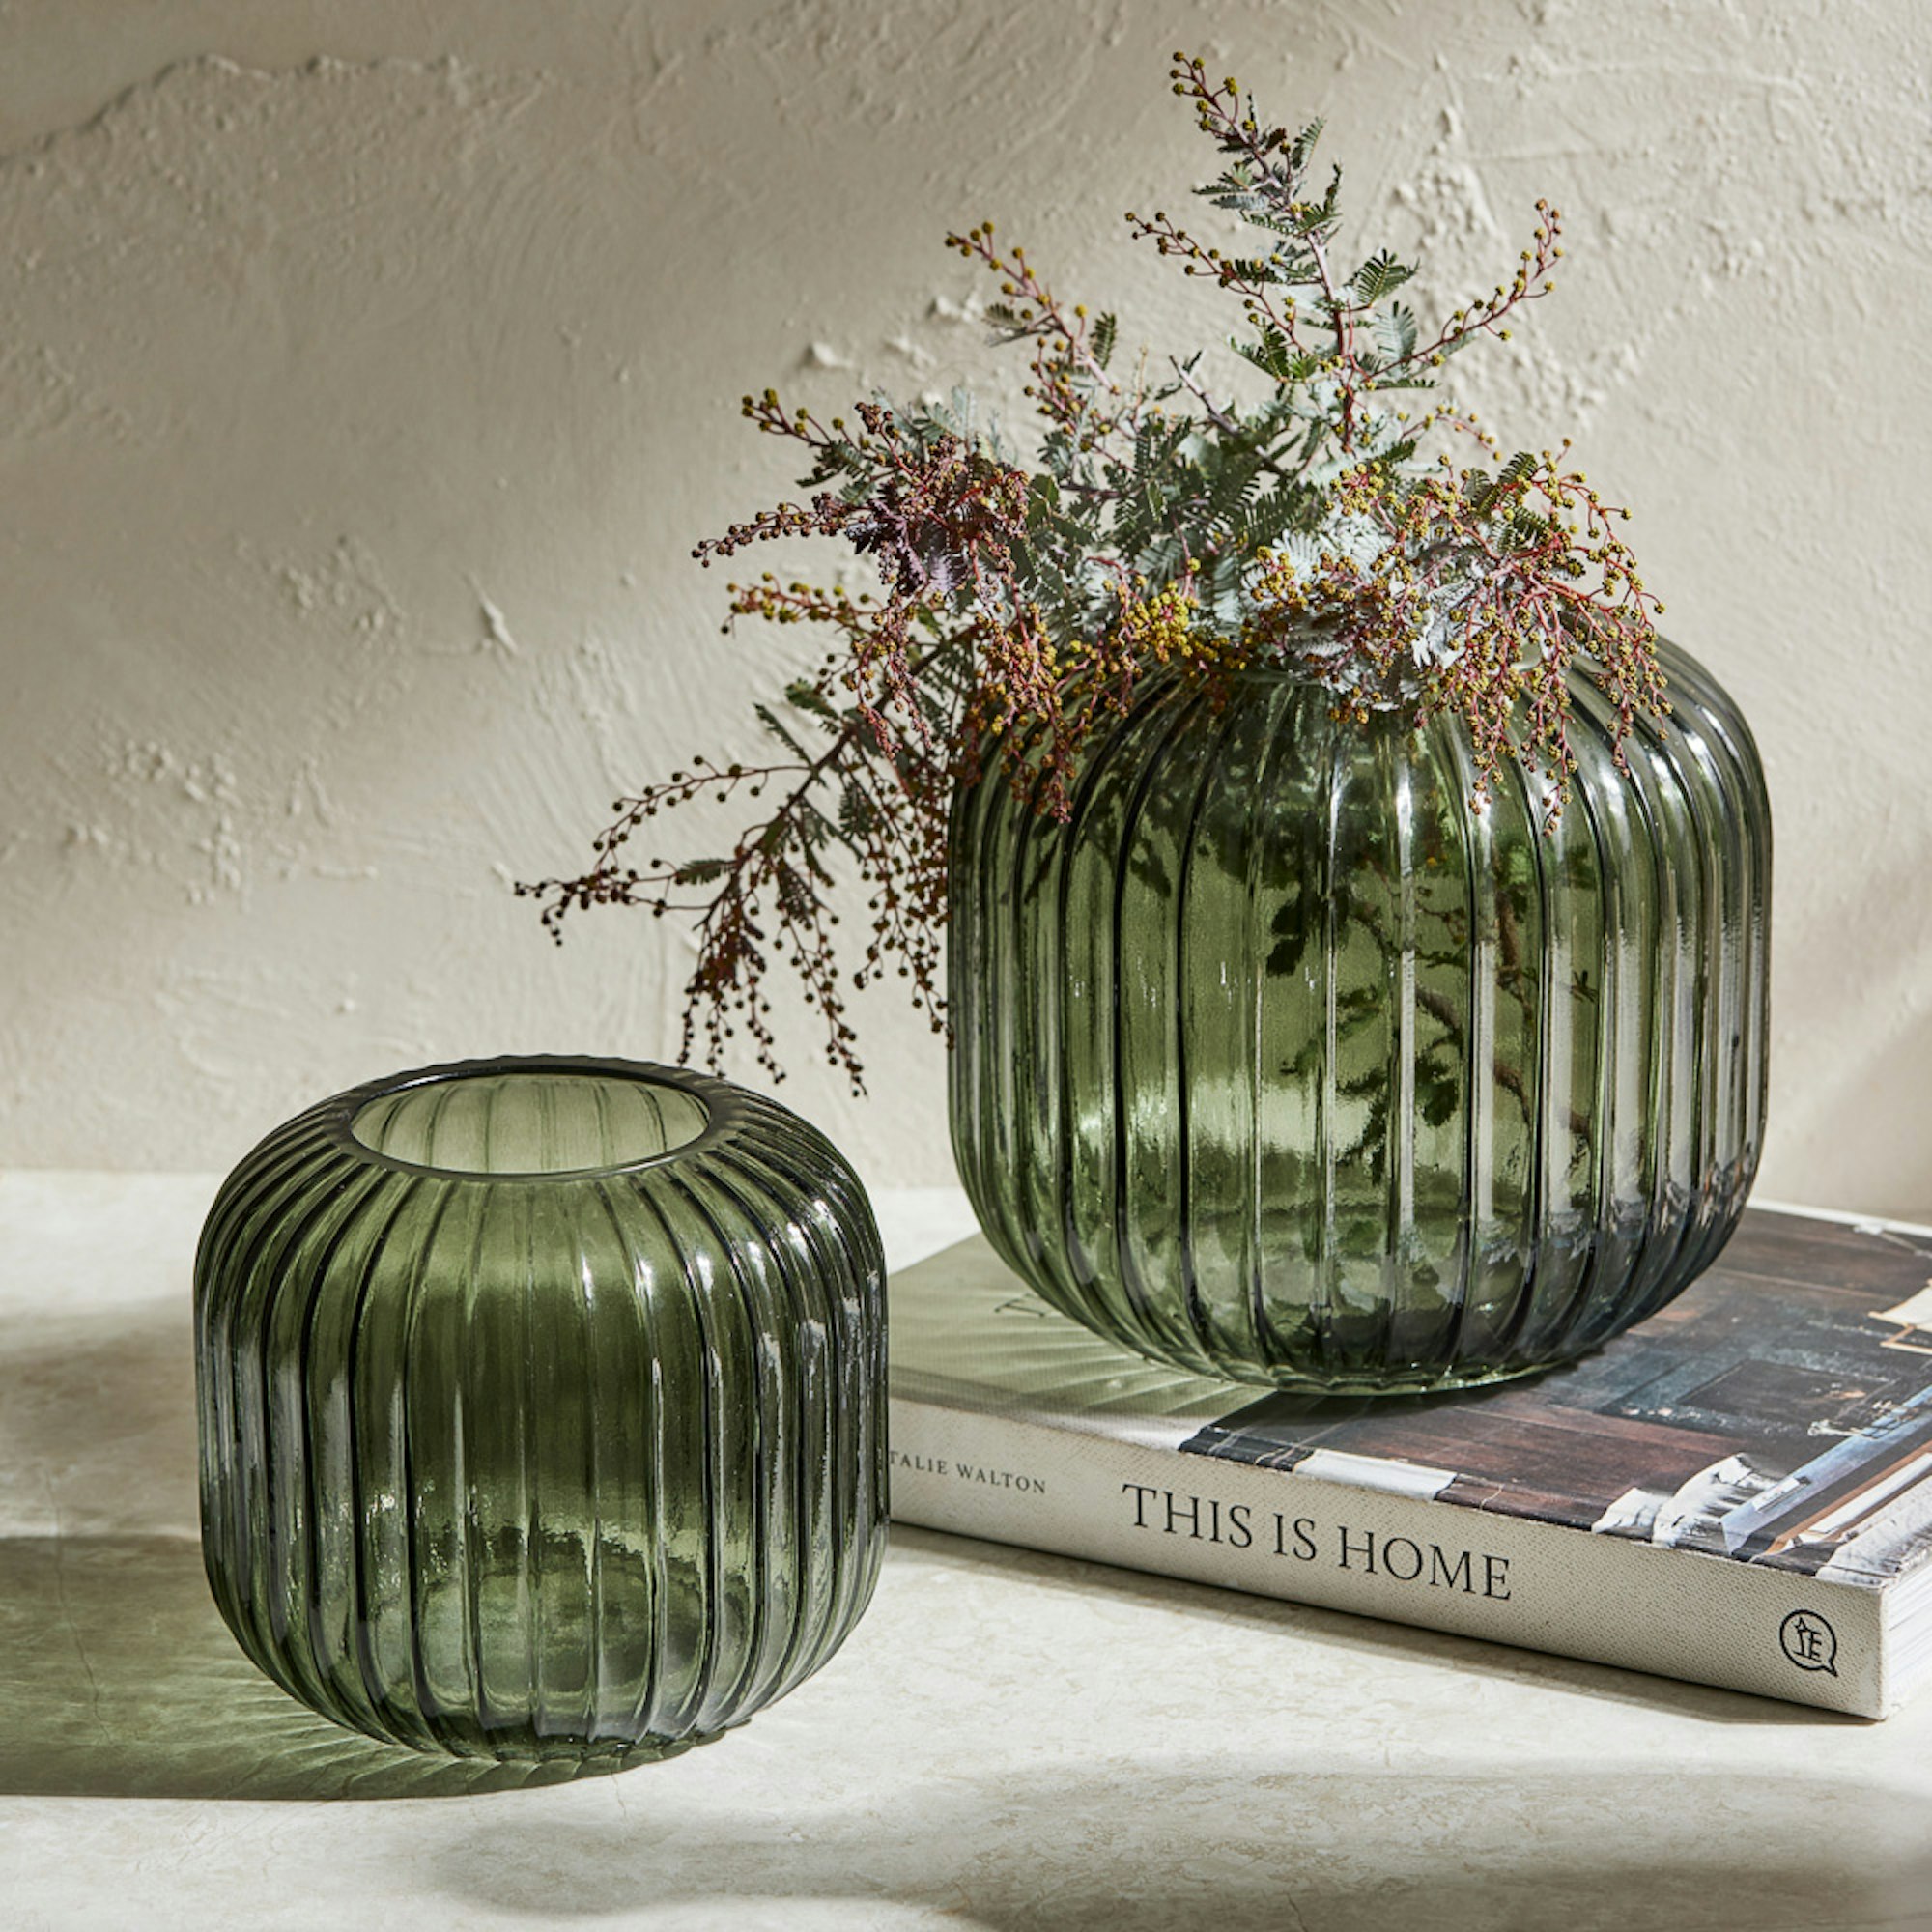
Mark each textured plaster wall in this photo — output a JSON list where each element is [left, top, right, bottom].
[[2, 1, 1928, 1212]]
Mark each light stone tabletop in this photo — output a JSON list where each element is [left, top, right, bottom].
[[3, 1169, 1930, 1932]]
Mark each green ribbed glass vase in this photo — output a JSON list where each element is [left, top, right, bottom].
[[949, 639, 1771, 1392], [195, 1056, 886, 1762]]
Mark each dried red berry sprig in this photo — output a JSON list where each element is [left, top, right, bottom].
[[524, 51, 1667, 1092], [945, 223, 1144, 469], [1244, 425, 1668, 810], [518, 636, 957, 1084]]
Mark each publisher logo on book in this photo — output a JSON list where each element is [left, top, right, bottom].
[[1779, 1609, 1837, 1676]]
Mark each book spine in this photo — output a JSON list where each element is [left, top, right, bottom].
[[889, 1396, 1889, 1717]]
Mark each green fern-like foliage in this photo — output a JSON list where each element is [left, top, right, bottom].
[[523, 53, 1667, 1091]]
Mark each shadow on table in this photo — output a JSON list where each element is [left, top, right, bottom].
[[428, 1758, 1932, 1932], [0, 1532, 626, 1802], [0, 1296, 607, 1802]]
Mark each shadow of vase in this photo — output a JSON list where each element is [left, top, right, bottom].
[[0, 1529, 621, 1800], [0, 1278, 618, 1801], [425, 1756, 1932, 1932]]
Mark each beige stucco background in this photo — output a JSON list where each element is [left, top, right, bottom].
[[1, 1, 1925, 1212]]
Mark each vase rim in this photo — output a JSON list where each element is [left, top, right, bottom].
[[329, 1053, 736, 1184]]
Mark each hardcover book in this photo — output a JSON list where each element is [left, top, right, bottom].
[[886, 1206, 1932, 1716]]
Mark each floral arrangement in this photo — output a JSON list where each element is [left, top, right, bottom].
[[523, 53, 1668, 1090]]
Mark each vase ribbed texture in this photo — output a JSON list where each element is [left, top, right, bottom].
[[949, 639, 1771, 1392], [195, 1056, 886, 1761]]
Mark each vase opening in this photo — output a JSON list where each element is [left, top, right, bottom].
[[349, 1066, 710, 1178]]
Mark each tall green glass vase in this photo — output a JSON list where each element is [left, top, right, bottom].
[[948, 639, 1771, 1393], [196, 1056, 886, 1762]]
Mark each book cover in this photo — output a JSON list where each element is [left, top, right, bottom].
[[886, 1206, 1932, 1717]]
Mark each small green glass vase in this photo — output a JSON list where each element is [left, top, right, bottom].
[[195, 1055, 886, 1762], [949, 638, 1771, 1393]]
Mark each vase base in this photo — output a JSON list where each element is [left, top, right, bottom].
[[319, 1716, 741, 1767], [1044, 1301, 1602, 1397], [1191, 1354, 1574, 1398]]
